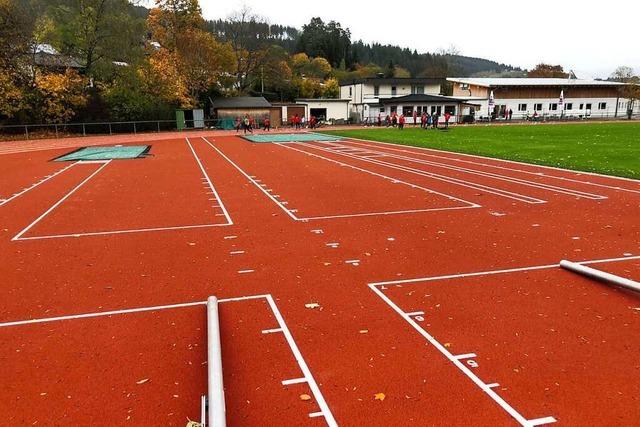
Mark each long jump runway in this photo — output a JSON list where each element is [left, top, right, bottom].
[[0, 133, 638, 426]]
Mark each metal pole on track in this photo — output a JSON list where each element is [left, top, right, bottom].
[[207, 296, 226, 427], [560, 260, 640, 293]]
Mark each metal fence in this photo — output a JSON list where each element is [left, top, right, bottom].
[[0, 119, 228, 141]]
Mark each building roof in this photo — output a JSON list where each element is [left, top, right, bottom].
[[211, 96, 272, 109], [295, 98, 351, 103], [447, 77, 625, 87], [379, 94, 472, 105], [32, 44, 83, 69], [339, 77, 443, 87]]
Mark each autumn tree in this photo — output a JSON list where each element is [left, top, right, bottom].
[[45, 0, 145, 77], [611, 66, 640, 119], [528, 64, 569, 78], [35, 69, 88, 123]]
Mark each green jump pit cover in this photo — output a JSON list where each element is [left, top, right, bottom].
[[53, 145, 151, 162]]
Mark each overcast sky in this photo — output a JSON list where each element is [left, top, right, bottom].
[[195, 0, 638, 78]]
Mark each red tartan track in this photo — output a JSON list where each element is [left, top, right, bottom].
[[0, 132, 639, 426]]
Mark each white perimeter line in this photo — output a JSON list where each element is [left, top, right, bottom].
[[282, 377, 307, 385], [330, 141, 607, 200], [338, 135, 640, 186], [11, 161, 111, 241], [264, 294, 338, 426], [298, 142, 545, 204], [0, 162, 78, 207], [369, 254, 640, 287], [368, 283, 556, 427], [201, 137, 299, 221], [186, 138, 233, 225], [276, 142, 480, 209]]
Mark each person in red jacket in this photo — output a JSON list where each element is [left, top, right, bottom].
[[398, 114, 406, 129], [444, 112, 451, 129], [412, 110, 418, 126]]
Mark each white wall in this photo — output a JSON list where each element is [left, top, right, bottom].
[[297, 101, 350, 121], [473, 97, 639, 119]]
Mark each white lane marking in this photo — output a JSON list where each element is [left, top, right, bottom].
[[261, 328, 283, 334], [0, 162, 78, 208], [201, 137, 299, 221], [238, 269, 254, 274], [14, 224, 230, 241], [278, 142, 481, 208], [333, 141, 607, 200], [265, 295, 338, 426], [340, 135, 640, 187], [12, 161, 112, 241], [282, 377, 307, 386], [369, 254, 640, 287], [297, 142, 545, 204], [186, 138, 233, 225], [487, 383, 500, 388], [454, 353, 477, 360], [369, 284, 556, 427], [224, 235, 237, 240], [230, 250, 245, 255], [405, 311, 425, 317], [309, 412, 324, 418]]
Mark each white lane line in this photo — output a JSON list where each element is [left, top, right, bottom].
[[201, 137, 299, 221], [487, 383, 500, 388], [309, 412, 324, 418], [454, 353, 477, 360], [529, 417, 558, 426], [186, 138, 233, 225], [230, 250, 245, 255], [333, 141, 607, 200], [282, 377, 307, 386], [278, 142, 481, 208], [405, 311, 425, 317], [224, 235, 237, 240], [0, 294, 273, 328], [340, 136, 640, 186], [369, 254, 640, 287], [262, 328, 283, 334], [12, 161, 111, 241], [265, 295, 338, 426], [369, 283, 556, 427], [14, 223, 230, 241], [238, 269, 254, 274], [0, 162, 78, 208], [298, 142, 545, 204]]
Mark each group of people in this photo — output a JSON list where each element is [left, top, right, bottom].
[[235, 115, 271, 134], [290, 114, 319, 130], [376, 111, 452, 130]]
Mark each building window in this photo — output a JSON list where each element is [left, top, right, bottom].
[[534, 103, 543, 111], [403, 106, 414, 116], [579, 103, 584, 110], [585, 103, 592, 110], [549, 103, 558, 111], [391, 86, 397, 96], [374, 85, 380, 96], [390, 106, 397, 114], [565, 103, 573, 110], [598, 102, 607, 110], [444, 105, 456, 115], [379, 107, 385, 113], [518, 103, 527, 111], [411, 85, 425, 95], [349, 87, 352, 97], [461, 83, 469, 90]]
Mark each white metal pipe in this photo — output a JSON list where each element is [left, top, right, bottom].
[[207, 296, 226, 427], [560, 260, 640, 293]]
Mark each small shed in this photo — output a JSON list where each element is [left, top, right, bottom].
[[295, 99, 351, 123], [211, 97, 273, 129]]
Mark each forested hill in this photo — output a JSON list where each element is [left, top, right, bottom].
[[133, 6, 520, 77]]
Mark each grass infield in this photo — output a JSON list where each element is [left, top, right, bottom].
[[321, 122, 640, 179]]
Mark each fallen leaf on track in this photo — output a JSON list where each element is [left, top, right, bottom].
[[299, 394, 312, 401], [305, 303, 320, 309], [374, 392, 386, 401], [444, 343, 451, 348], [136, 378, 149, 385], [359, 330, 368, 334]]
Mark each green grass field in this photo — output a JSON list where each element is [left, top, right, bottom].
[[321, 122, 640, 179]]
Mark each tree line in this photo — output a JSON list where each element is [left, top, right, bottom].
[[1, 0, 636, 126]]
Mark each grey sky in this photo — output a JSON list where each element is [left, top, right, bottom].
[[195, 0, 639, 78]]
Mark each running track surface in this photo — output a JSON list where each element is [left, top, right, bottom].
[[0, 134, 639, 426]]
